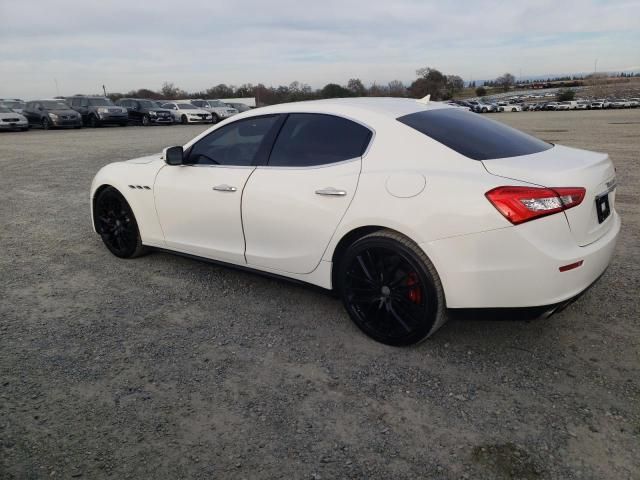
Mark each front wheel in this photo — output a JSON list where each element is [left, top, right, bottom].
[[42, 118, 51, 130], [89, 115, 100, 128], [181, 115, 188, 125], [211, 114, 219, 124], [337, 230, 447, 346], [142, 115, 150, 126], [94, 187, 148, 259]]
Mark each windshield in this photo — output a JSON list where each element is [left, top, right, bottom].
[[138, 100, 161, 108], [0, 106, 13, 113], [230, 103, 249, 112], [177, 103, 197, 109], [3, 101, 24, 109], [41, 100, 70, 109], [88, 98, 114, 106], [207, 100, 226, 107], [397, 108, 552, 160], [191, 100, 207, 107]]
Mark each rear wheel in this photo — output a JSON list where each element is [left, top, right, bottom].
[[94, 187, 147, 259], [337, 230, 447, 346]]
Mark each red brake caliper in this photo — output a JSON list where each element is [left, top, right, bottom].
[[407, 272, 422, 304]]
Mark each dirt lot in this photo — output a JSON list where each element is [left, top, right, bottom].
[[1, 109, 638, 479]]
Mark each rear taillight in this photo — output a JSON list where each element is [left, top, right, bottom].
[[486, 186, 585, 225]]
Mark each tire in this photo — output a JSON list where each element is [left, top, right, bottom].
[[211, 113, 219, 124], [21, 127, 29, 131], [181, 115, 188, 125], [94, 187, 148, 259], [511, 108, 517, 112], [337, 230, 447, 346], [481, 107, 488, 113], [89, 115, 100, 128], [42, 117, 51, 130], [141, 115, 150, 126]]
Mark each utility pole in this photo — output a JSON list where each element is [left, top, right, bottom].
[[102, 85, 107, 97]]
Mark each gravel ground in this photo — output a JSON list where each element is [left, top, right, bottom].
[[1, 110, 638, 479]]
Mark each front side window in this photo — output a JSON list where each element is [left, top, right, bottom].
[[177, 103, 196, 110], [207, 100, 226, 108], [188, 115, 280, 166], [268, 113, 372, 167], [397, 108, 552, 160], [41, 100, 70, 109]]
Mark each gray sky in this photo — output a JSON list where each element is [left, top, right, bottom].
[[1, 0, 639, 98]]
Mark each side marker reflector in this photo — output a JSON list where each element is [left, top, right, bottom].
[[559, 260, 584, 272]]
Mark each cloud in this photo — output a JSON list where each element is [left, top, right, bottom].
[[0, 0, 638, 98]]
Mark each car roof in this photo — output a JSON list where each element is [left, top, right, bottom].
[[251, 97, 453, 119]]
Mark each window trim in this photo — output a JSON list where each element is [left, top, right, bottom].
[[264, 112, 374, 169], [184, 113, 285, 168]]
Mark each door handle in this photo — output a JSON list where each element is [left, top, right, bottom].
[[315, 187, 347, 196], [213, 184, 237, 192]]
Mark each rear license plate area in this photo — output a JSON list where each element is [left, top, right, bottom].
[[595, 193, 611, 223]]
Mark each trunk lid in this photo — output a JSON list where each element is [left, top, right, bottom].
[[482, 144, 616, 246]]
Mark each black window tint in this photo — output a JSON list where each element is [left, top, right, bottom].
[[397, 108, 552, 160], [269, 113, 372, 167], [188, 115, 279, 166]]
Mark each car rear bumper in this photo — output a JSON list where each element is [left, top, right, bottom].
[[421, 211, 620, 308]]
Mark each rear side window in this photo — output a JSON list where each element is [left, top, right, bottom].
[[269, 113, 372, 167], [397, 108, 552, 160]]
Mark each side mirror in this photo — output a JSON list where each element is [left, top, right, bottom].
[[163, 146, 184, 165]]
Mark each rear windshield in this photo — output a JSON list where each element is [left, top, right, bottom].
[[397, 108, 552, 160]]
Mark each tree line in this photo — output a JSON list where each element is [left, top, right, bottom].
[[106, 66, 467, 106], [104, 68, 639, 106]]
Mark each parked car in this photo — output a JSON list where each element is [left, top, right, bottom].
[[225, 102, 251, 113], [575, 101, 589, 110], [609, 99, 628, 109], [160, 102, 212, 124], [628, 98, 640, 107], [0, 99, 25, 113], [589, 101, 604, 109], [184, 99, 238, 123], [116, 98, 173, 126], [498, 104, 522, 112], [89, 98, 620, 346], [67, 96, 128, 127], [475, 102, 497, 113], [560, 101, 579, 110], [23, 99, 82, 129], [0, 104, 28, 131]]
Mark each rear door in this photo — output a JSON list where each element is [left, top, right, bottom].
[[242, 113, 372, 274]]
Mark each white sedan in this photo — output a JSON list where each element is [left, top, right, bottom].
[[160, 102, 212, 124], [0, 104, 28, 130], [498, 104, 522, 112], [90, 98, 619, 345]]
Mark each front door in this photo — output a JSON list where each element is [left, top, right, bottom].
[[153, 114, 282, 264]]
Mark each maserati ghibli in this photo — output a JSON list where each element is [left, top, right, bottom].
[[90, 97, 620, 345]]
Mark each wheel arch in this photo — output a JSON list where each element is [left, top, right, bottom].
[[330, 225, 424, 291]]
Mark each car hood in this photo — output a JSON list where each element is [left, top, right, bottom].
[[124, 154, 162, 165], [180, 109, 209, 114], [0, 112, 26, 120], [48, 109, 78, 115]]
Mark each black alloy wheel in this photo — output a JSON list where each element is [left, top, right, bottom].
[[94, 187, 147, 258], [42, 117, 50, 130], [338, 231, 446, 346]]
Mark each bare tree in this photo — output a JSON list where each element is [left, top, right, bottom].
[[347, 78, 367, 96], [496, 73, 516, 92], [387, 80, 406, 97]]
